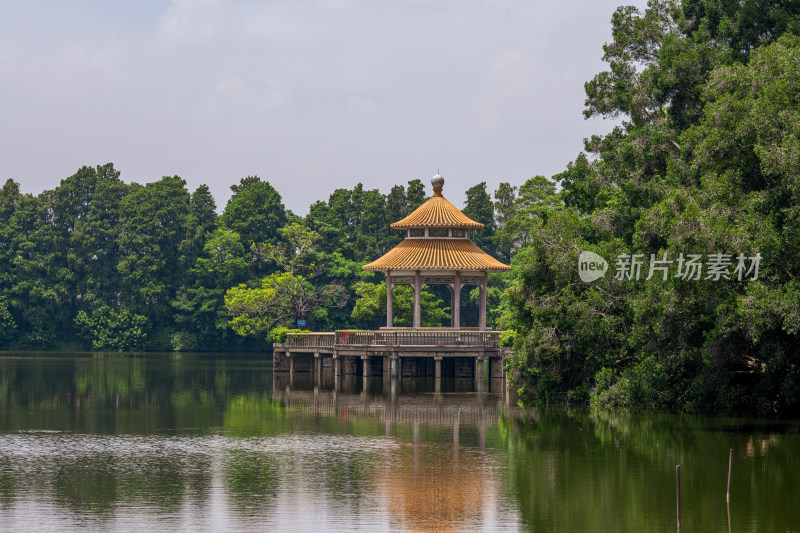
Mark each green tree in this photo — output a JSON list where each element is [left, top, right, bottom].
[[495, 176, 561, 257], [226, 224, 348, 336], [462, 182, 497, 255], [351, 281, 450, 328], [406, 179, 426, 211], [226, 272, 347, 337], [8, 189, 75, 348], [117, 176, 192, 325], [172, 228, 250, 350], [493, 182, 517, 263], [180, 184, 219, 275], [221, 176, 287, 258], [62, 164, 129, 308], [74, 306, 150, 351]]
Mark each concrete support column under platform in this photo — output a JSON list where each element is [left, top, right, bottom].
[[489, 357, 503, 379], [434, 357, 442, 379], [314, 352, 321, 374], [289, 353, 294, 374], [390, 356, 398, 378], [362, 356, 383, 377], [334, 356, 342, 377], [476, 358, 485, 380]]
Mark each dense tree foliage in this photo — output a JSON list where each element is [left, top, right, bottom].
[[504, 0, 800, 414]]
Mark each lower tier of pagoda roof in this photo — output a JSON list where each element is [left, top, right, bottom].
[[362, 238, 511, 272]]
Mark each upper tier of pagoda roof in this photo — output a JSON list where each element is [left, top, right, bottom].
[[390, 180, 483, 230]]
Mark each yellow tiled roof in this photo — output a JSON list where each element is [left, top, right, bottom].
[[390, 195, 484, 230], [362, 238, 511, 271]]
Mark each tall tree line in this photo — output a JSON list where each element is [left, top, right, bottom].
[[503, 0, 800, 414], [0, 168, 527, 351]]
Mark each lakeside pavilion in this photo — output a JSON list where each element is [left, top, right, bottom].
[[362, 175, 511, 330]]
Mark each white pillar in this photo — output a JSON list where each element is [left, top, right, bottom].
[[479, 273, 487, 331], [449, 285, 455, 327], [386, 270, 393, 328], [413, 270, 422, 328], [452, 272, 461, 329]]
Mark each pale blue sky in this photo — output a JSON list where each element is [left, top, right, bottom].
[[0, 0, 646, 213]]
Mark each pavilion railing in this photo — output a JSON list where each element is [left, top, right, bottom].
[[285, 332, 336, 348], [283, 330, 502, 349], [335, 330, 501, 348]]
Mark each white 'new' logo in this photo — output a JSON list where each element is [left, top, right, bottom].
[[578, 251, 608, 282]]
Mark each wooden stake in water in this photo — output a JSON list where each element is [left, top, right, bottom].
[[676, 464, 681, 530], [727, 448, 733, 501]]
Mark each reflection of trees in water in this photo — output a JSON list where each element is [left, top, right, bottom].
[[500, 409, 800, 532], [0, 353, 275, 520], [222, 392, 382, 515], [0, 353, 272, 433], [0, 434, 215, 519], [224, 452, 279, 515], [52, 451, 213, 515]]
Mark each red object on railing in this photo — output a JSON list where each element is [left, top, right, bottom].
[[341, 331, 349, 345]]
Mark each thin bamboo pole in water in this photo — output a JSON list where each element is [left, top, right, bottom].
[[676, 465, 681, 530], [727, 448, 733, 501]]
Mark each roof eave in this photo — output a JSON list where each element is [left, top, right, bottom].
[[362, 264, 511, 271], [389, 222, 484, 230]]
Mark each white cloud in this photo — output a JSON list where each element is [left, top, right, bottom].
[[194, 76, 289, 120], [0, 0, 649, 212], [155, 0, 235, 46], [346, 96, 378, 115]]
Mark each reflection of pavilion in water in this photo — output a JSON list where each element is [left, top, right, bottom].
[[273, 370, 519, 531], [273, 370, 513, 433]]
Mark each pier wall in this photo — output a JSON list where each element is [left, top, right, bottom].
[[273, 329, 509, 380], [274, 350, 508, 380]]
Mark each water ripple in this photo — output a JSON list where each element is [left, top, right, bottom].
[[0, 432, 400, 462]]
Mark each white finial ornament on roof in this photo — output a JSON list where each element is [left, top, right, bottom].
[[431, 174, 444, 195]]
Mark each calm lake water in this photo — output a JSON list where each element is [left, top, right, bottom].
[[0, 352, 799, 532]]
